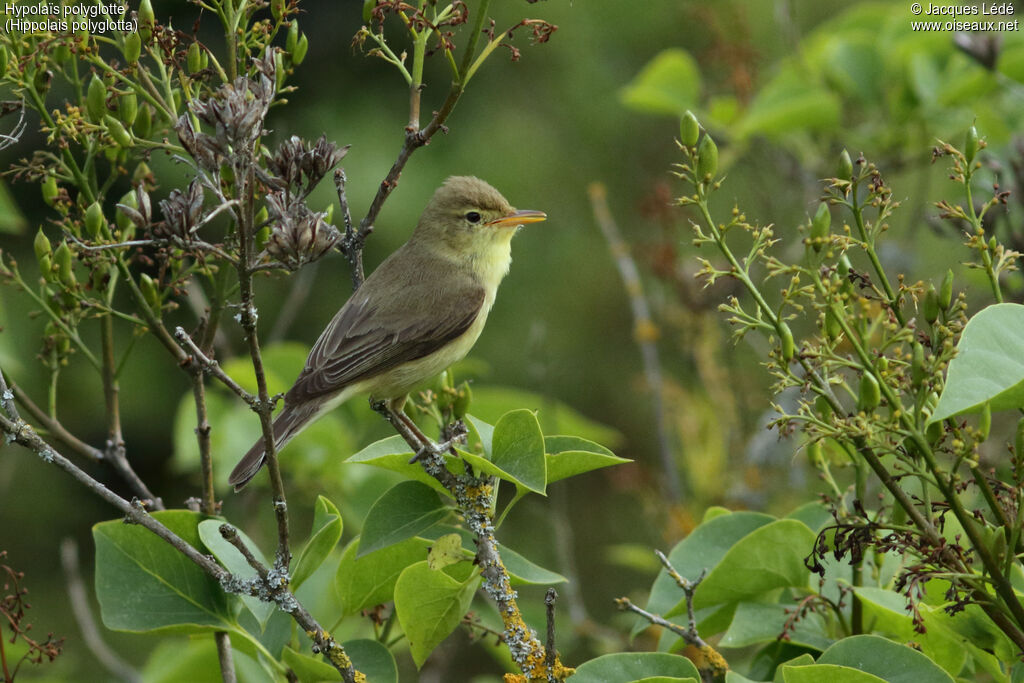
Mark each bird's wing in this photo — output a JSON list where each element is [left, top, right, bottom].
[[285, 278, 486, 403]]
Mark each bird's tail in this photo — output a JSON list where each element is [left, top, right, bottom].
[[228, 404, 316, 490]]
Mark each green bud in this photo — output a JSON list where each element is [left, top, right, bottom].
[[825, 308, 842, 341], [680, 111, 700, 147], [858, 373, 881, 412], [38, 253, 53, 281], [696, 134, 718, 183], [85, 201, 104, 237], [274, 51, 286, 91], [33, 68, 53, 96], [991, 529, 1007, 566], [272, 0, 286, 21], [54, 241, 75, 287], [292, 33, 309, 65], [810, 201, 830, 251], [287, 20, 299, 53], [105, 115, 132, 147], [134, 103, 152, 139], [977, 402, 991, 442], [779, 322, 795, 362], [911, 342, 926, 388], [255, 225, 270, 250], [838, 148, 853, 180], [123, 32, 141, 65], [926, 420, 943, 444], [138, 0, 155, 42], [119, 92, 137, 126], [52, 44, 71, 66], [965, 125, 979, 164], [363, 0, 376, 22], [139, 273, 160, 313], [989, 236, 998, 252], [939, 269, 953, 311], [877, 355, 889, 373], [0, 45, 8, 77], [923, 284, 939, 324], [116, 190, 137, 232], [86, 74, 107, 123], [187, 42, 202, 74], [41, 175, 59, 206], [34, 228, 52, 261]]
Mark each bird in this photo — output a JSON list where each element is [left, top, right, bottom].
[[229, 176, 546, 489]]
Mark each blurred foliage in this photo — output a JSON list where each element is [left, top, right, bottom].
[[2, 0, 1024, 680]]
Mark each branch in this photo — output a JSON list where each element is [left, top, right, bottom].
[[589, 182, 680, 504]]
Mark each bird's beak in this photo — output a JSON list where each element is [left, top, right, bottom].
[[486, 209, 547, 228]]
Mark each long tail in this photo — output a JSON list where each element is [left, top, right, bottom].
[[229, 403, 317, 490]]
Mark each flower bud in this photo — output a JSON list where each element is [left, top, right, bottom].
[[119, 92, 137, 126], [926, 420, 943, 444], [54, 241, 75, 288], [86, 74, 107, 123], [911, 342, 926, 388], [939, 269, 953, 311], [134, 103, 152, 139], [85, 201, 104, 238], [807, 440, 824, 468], [965, 125, 979, 164], [858, 373, 880, 412], [977, 402, 991, 442], [696, 134, 718, 184], [779, 322, 795, 362], [292, 33, 309, 65], [923, 284, 939, 324], [139, 273, 161, 314], [362, 0, 375, 22], [989, 236, 997, 252], [34, 228, 52, 262], [187, 42, 202, 74], [825, 308, 842, 341], [138, 0, 155, 42], [680, 111, 699, 147], [41, 175, 59, 206], [0, 45, 7, 77], [105, 115, 132, 147], [810, 201, 830, 251], [123, 32, 141, 65], [287, 20, 299, 53], [838, 148, 853, 180], [38, 253, 53, 281], [33, 68, 53, 96]]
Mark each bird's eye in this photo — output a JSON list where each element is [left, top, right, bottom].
[[465, 211, 482, 224]]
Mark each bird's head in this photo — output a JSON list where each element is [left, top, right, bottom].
[[413, 176, 546, 261]]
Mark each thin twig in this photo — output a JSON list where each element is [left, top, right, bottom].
[[59, 538, 142, 683], [174, 327, 259, 407], [589, 182, 680, 503], [544, 588, 557, 670]]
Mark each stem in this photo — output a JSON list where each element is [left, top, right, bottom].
[[849, 198, 905, 326]]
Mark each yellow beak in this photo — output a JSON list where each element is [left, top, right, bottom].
[[486, 209, 547, 228]]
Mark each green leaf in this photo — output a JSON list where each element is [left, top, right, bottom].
[[631, 678, 697, 683], [637, 511, 774, 640], [394, 560, 480, 668], [546, 435, 630, 483], [499, 544, 567, 585], [427, 533, 465, 570], [292, 495, 343, 591], [736, 71, 841, 140], [816, 634, 954, 683], [619, 48, 701, 116], [465, 414, 495, 456], [346, 435, 452, 497], [282, 646, 342, 682], [852, 587, 965, 676], [719, 602, 832, 651], [931, 303, 1024, 421], [671, 519, 814, 613], [335, 536, 432, 615], [782, 664, 886, 683], [567, 652, 701, 683], [469, 386, 621, 448], [343, 639, 398, 683], [93, 510, 236, 633], [358, 481, 448, 556], [490, 409, 547, 494], [196, 520, 275, 627]]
